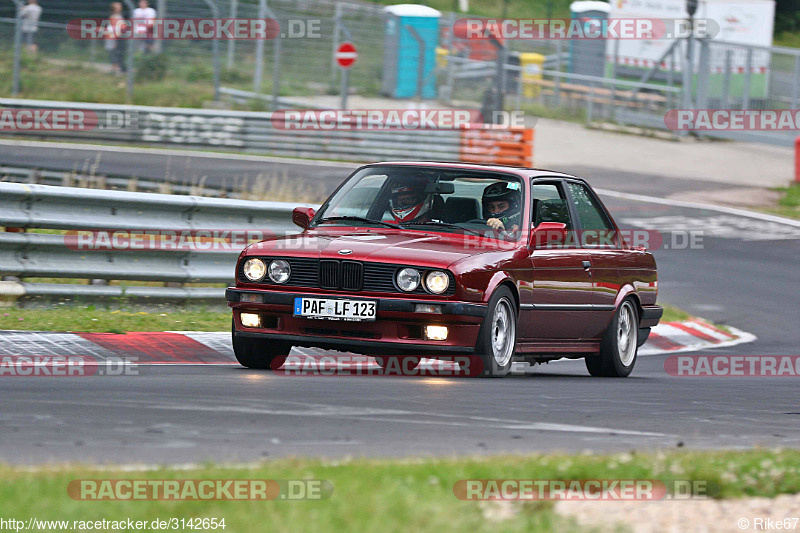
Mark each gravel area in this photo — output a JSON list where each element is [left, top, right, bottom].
[[555, 493, 800, 533]]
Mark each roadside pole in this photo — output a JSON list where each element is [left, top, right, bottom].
[[226, 0, 237, 69], [122, 0, 136, 102], [336, 42, 357, 110], [202, 0, 221, 101], [12, 0, 23, 96]]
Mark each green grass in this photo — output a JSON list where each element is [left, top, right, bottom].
[[661, 304, 690, 324], [774, 32, 800, 49], [0, 51, 217, 107], [1, 303, 699, 334], [765, 183, 800, 220], [0, 306, 229, 333], [2, 449, 799, 532]]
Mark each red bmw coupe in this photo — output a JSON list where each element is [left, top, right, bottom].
[[227, 162, 662, 377]]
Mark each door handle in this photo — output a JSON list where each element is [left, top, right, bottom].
[[582, 261, 591, 269]]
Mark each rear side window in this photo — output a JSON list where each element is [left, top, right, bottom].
[[532, 183, 573, 230], [566, 182, 616, 246]]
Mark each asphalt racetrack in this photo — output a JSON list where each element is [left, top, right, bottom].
[[1, 142, 799, 465]]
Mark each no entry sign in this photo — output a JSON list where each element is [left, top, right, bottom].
[[335, 42, 358, 69]]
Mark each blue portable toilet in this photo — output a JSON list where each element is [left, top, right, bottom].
[[569, 1, 610, 78], [382, 4, 441, 99]]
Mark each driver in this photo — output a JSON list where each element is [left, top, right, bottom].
[[482, 181, 521, 233], [388, 177, 433, 224]]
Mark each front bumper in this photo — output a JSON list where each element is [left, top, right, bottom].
[[227, 288, 487, 354]]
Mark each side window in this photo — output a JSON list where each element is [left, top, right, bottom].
[[565, 182, 616, 247], [531, 183, 573, 230]]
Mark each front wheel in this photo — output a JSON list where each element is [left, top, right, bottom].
[[475, 286, 517, 377], [585, 298, 639, 377], [231, 318, 291, 369]]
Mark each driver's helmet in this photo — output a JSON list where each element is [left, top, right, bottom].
[[482, 181, 521, 225], [389, 177, 432, 223]]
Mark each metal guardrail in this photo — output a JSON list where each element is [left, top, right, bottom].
[[0, 98, 535, 166], [0, 182, 315, 304], [0, 166, 232, 197]]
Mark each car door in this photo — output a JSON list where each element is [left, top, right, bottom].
[[563, 180, 623, 339], [517, 180, 594, 340]]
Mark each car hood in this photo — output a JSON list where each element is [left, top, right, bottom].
[[244, 229, 516, 269]]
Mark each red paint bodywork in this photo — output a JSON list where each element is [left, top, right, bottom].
[[228, 162, 660, 360]]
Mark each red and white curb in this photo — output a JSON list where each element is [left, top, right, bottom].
[[0, 318, 755, 366], [639, 318, 756, 356]]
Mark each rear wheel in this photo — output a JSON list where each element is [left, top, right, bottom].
[[231, 318, 291, 369], [585, 299, 639, 377], [475, 286, 517, 377]]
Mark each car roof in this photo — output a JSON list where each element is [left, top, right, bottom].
[[365, 161, 587, 182]]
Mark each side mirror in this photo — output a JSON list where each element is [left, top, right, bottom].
[[532, 222, 567, 248], [292, 207, 316, 230]]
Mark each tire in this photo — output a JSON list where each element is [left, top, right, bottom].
[[231, 318, 291, 369], [475, 286, 517, 377], [585, 298, 639, 377]]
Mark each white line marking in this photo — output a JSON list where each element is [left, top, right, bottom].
[[596, 188, 800, 228]]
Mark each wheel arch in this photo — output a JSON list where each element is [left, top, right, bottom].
[[484, 272, 520, 313], [615, 284, 642, 318]]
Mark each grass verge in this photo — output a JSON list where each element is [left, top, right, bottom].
[[1, 303, 697, 334], [2, 449, 799, 532], [766, 183, 800, 220], [0, 306, 229, 334]]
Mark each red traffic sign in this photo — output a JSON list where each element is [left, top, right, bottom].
[[335, 42, 358, 69]]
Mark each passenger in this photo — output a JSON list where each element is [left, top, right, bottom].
[[482, 181, 522, 233]]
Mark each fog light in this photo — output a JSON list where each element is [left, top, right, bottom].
[[425, 325, 448, 341], [415, 304, 442, 314], [240, 312, 261, 328]]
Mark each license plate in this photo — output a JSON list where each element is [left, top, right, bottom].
[[293, 297, 377, 321]]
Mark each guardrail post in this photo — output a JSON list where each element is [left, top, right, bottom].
[[121, 0, 136, 102], [226, 0, 237, 69], [271, 21, 282, 111], [742, 47, 752, 111], [791, 54, 800, 111], [554, 40, 562, 106], [695, 39, 710, 110], [202, 0, 221, 101], [11, 0, 23, 96]]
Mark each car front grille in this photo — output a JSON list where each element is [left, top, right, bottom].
[[239, 257, 455, 296]]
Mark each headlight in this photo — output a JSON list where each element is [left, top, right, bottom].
[[396, 268, 420, 292], [268, 259, 291, 284], [425, 271, 450, 294], [242, 258, 266, 281]]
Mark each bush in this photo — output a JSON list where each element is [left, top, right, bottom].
[[135, 52, 168, 82], [183, 63, 213, 82], [221, 68, 248, 84]]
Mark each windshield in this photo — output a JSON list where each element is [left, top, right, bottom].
[[312, 166, 525, 240]]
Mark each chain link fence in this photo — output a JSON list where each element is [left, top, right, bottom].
[[3, 1, 800, 146]]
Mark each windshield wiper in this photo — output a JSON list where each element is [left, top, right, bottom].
[[403, 221, 484, 236], [316, 216, 401, 230]]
